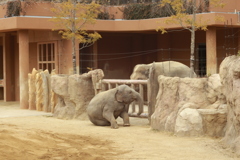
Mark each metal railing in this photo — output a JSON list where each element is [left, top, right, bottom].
[[95, 63, 157, 121]]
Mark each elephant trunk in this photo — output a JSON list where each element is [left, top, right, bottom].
[[135, 92, 144, 116]]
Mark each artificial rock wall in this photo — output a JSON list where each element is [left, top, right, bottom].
[[28, 68, 56, 112], [151, 74, 227, 137], [151, 55, 240, 156], [51, 69, 104, 120], [219, 55, 240, 156]]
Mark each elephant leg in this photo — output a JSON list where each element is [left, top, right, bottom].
[[103, 110, 118, 129], [95, 120, 110, 126], [120, 111, 130, 126], [88, 116, 110, 126], [131, 101, 136, 113], [125, 104, 130, 113]]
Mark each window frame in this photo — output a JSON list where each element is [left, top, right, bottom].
[[37, 41, 58, 73]]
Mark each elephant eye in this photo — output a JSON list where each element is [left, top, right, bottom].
[[129, 90, 132, 94]]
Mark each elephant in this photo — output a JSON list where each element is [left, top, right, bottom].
[[130, 61, 196, 114], [87, 84, 144, 129], [130, 61, 196, 80]]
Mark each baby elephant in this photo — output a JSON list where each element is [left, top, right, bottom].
[[87, 84, 144, 129]]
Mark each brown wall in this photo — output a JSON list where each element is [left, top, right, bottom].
[[0, 5, 5, 18], [156, 30, 206, 67], [94, 30, 209, 79], [4, 34, 16, 101], [14, 35, 19, 101], [29, 30, 60, 74], [216, 28, 238, 71], [217, 28, 226, 70], [97, 33, 132, 79], [11, 30, 74, 101], [29, 30, 60, 43], [96, 32, 158, 79], [169, 31, 191, 66], [59, 39, 74, 74], [0, 45, 3, 79], [0, 42, 3, 100], [29, 42, 38, 72], [1, 28, 227, 102], [209, 0, 240, 12]]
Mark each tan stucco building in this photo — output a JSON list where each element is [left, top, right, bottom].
[[0, 0, 240, 108]]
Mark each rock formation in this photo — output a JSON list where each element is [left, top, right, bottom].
[[28, 68, 52, 112], [50, 70, 57, 113], [151, 74, 227, 137], [219, 55, 240, 156], [51, 69, 104, 120], [28, 68, 38, 110]]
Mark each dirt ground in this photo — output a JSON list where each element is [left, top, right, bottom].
[[0, 101, 239, 160]]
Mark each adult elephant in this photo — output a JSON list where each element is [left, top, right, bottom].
[[87, 85, 143, 129], [130, 61, 196, 115], [130, 61, 196, 80]]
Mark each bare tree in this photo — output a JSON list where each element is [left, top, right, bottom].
[[50, 0, 101, 74], [157, 0, 225, 77]]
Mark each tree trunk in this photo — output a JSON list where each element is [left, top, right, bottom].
[[190, 29, 195, 77], [72, 37, 76, 74], [72, 0, 77, 74], [190, 0, 196, 77]]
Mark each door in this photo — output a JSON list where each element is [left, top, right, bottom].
[[80, 45, 93, 74], [196, 44, 206, 77]]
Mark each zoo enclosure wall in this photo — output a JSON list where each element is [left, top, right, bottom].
[[0, 0, 239, 103], [0, 0, 240, 20]]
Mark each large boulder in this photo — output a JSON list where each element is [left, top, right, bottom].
[[198, 107, 227, 137], [151, 74, 227, 137], [51, 69, 104, 120], [175, 108, 203, 136], [220, 55, 240, 156]]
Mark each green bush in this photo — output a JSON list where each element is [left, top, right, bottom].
[[97, 11, 115, 20], [121, 3, 174, 20], [6, 0, 21, 17]]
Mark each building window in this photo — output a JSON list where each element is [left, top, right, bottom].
[[37, 42, 56, 73]]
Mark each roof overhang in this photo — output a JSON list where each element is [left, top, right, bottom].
[[0, 12, 238, 32]]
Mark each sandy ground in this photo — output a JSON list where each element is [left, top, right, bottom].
[[0, 101, 239, 160]]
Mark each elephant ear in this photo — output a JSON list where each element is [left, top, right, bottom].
[[115, 88, 123, 103]]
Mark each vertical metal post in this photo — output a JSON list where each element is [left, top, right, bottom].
[[139, 84, 144, 113], [131, 83, 136, 113], [108, 83, 112, 90]]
